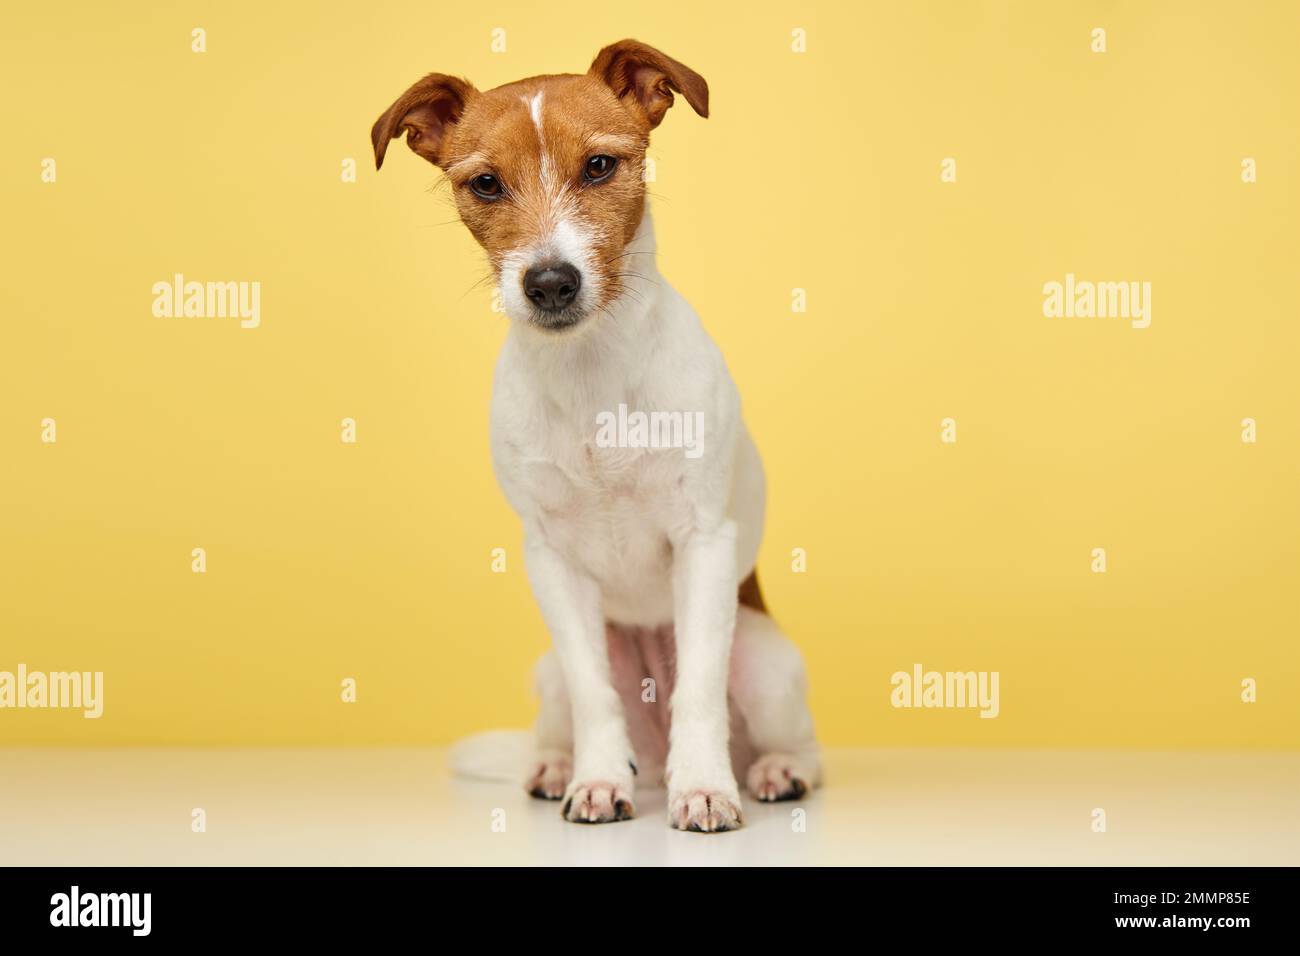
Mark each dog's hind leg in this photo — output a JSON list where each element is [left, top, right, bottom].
[[525, 651, 573, 800], [729, 605, 822, 801]]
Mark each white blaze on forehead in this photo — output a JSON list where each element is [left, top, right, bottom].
[[527, 91, 544, 133], [522, 91, 555, 189]]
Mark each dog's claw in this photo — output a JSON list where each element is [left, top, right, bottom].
[[525, 751, 572, 800], [746, 754, 812, 803], [669, 789, 744, 832], [561, 781, 635, 824]]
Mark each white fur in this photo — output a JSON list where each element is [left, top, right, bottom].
[[449, 729, 533, 782], [497, 213, 602, 321], [523, 91, 555, 189], [527, 91, 544, 131], [486, 209, 820, 830]]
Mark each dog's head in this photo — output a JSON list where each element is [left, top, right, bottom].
[[372, 40, 707, 333]]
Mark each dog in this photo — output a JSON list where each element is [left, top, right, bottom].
[[373, 39, 820, 831]]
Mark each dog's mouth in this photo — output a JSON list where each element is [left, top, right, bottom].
[[529, 309, 586, 332]]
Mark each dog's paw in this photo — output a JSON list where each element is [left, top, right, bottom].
[[525, 750, 573, 800], [561, 780, 635, 823], [668, 788, 744, 832], [746, 753, 811, 802]]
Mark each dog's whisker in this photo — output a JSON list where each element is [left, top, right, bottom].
[[603, 250, 654, 265], [613, 271, 661, 289], [457, 270, 498, 301]]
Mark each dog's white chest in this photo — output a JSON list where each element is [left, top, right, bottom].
[[515, 426, 686, 621], [488, 255, 760, 627]]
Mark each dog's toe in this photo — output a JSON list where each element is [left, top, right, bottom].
[[524, 750, 572, 800], [669, 788, 744, 832], [746, 754, 812, 802], [561, 780, 635, 823]]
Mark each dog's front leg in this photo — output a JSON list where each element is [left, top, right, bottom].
[[666, 521, 743, 832], [524, 532, 635, 823]]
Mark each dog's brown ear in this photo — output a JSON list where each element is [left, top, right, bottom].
[[372, 73, 476, 170], [589, 39, 708, 129]]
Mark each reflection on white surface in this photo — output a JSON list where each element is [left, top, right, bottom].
[[2, 748, 1296, 865]]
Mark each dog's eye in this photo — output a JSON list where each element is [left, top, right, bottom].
[[583, 155, 617, 184], [469, 174, 503, 200]]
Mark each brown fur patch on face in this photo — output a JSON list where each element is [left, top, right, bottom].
[[440, 74, 651, 317]]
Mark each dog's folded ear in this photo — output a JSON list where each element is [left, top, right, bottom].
[[372, 74, 476, 170], [589, 39, 708, 129]]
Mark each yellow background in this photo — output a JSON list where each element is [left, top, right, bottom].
[[2, 1, 1296, 749]]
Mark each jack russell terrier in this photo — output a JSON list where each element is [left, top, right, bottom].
[[373, 39, 820, 832]]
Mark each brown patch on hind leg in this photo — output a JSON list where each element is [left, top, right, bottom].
[[738, 570, 766, 612]]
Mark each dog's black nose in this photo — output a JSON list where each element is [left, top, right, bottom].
[[523, 263, 581, 313]]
